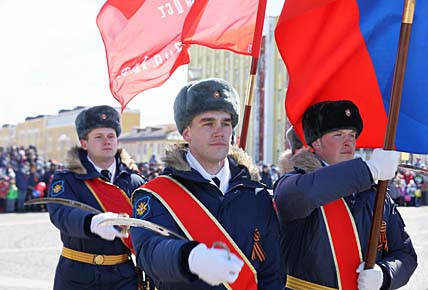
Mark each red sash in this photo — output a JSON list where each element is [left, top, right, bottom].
[[321, 198, 362, 290], [85, 178, 134, 253], [142, 176, 258, 290]]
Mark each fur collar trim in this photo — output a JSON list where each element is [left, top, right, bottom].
[[161, 143, 260, 181], [65, 146, 138, 174], [290, 150, 323, 173]]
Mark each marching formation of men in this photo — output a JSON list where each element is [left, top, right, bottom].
[[43, 78, 417, 290]]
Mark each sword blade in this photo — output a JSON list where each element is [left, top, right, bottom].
[[24, 197, 102, 214], [99, 217, 187, 240]]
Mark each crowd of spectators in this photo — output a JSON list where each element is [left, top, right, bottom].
[[1, 145, 426, 213], [258, 163, 282, 190], [137, 154, 164, 181], [0, 146, 60, 213], [389, 165, 428, 207], [0, 147, 166, 214]]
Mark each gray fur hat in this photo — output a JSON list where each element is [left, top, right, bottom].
[[173, 78, 240, 134], [75, 105, 121, 140], [302, 100, 363, 146], [286, 126, 304, 153]]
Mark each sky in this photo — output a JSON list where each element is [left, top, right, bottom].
[[0, 0, 284, 128]]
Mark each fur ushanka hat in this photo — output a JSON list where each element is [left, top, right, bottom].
[[302, 100, 363, 146], [173, 78, 240, 134], [75, 105, 121, 140]]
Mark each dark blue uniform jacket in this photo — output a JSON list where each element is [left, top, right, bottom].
[[130, 145, 281, 290], [274, 151, 417, 290], [47, 147, 145, 290]]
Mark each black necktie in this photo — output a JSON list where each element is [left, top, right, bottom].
[[212, 177, 221, 187], [101, 170, 112, 181]]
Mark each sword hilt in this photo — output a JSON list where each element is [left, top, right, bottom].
[[116, 212, 130, 235], [211, 241, 231, 260]]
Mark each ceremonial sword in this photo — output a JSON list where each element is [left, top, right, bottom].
[[25, 197, 102, 214], [99, 218, 230, 258], [97, 217, 231, 258], [25, 197, 230, 256], [24, 197, 183, 239], [99, 216, 187, 240]]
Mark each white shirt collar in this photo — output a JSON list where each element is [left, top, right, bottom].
[[87, 156, 116, 183], [321, 160, 329, 166], [186, 151, 231, 195]]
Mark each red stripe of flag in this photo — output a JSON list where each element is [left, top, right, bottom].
[[275, 0, 387, 148]]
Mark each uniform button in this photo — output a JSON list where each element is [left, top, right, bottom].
[[94, 255, 104, 265]]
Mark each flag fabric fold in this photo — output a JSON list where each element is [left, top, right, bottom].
[[182, 0, 267, 58], [97, 0, 266, 110], [276, 0, 428, 153]]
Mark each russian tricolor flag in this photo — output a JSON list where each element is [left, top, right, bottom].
[[276, 0, 428, 153]]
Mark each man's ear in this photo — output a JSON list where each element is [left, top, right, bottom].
[[312, 139, 320, 149], [80, 139, 88, 150], [182, 127, 191, 142]]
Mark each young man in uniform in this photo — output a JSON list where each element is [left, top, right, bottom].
[[47, 105, 146, 290], [130, 78, 281, 290], [274, 100, 417, 290]]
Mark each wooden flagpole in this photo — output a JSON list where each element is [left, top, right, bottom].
[[239, 0, 267, 150], [239, 59, 258, 149], [365, 0, 416, 269]]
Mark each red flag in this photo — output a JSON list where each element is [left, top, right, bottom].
[[275, 0, 387, 149], [182, 0, 266, 57], [97, 0, 266, 110]]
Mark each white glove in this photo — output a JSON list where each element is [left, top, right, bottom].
[[188, 243, 244, 286], [356, 262, 384, 290], [90, 212, 128, 241], [365, 149, 399, 181]]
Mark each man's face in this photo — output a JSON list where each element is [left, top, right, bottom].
[[311, 129, 356, 164], [182, 110, 232, 171], [80, 128, 118, 164]]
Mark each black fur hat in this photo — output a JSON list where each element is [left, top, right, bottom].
[[75, 105, 121, 140], [174, 78, 240, 134], [302, 100, 363, 146]]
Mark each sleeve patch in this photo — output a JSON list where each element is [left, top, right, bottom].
[[134, 196, 151, 219], [50, 180, 64, 197]]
